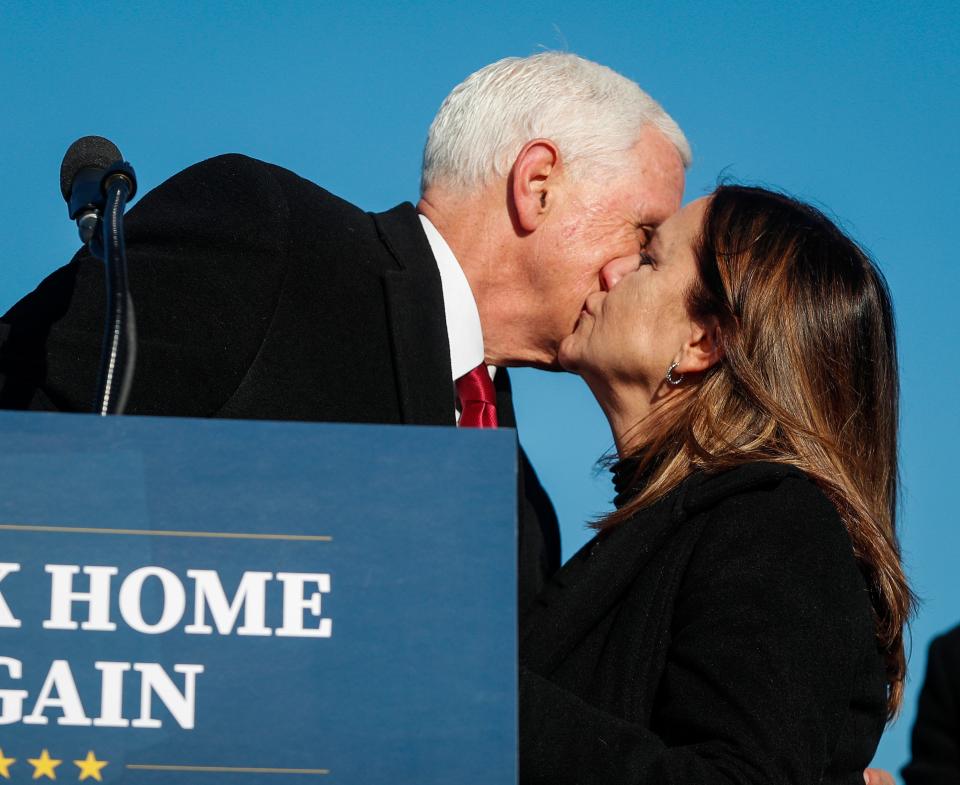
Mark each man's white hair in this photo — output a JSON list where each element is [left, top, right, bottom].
[[420, 52, 692, 194]]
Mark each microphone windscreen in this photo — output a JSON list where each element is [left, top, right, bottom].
[[60, 136, 123, 201]]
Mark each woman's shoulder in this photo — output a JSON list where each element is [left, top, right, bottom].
[[683, 461, 843, 528], [678, 461, 861, 586], [680, 461, 830, 514]]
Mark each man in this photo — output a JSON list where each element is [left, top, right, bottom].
[[0, 53, 689, 609]]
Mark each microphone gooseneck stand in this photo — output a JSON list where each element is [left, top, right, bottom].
[[60, 136, 138, 416], [94, 167, 137, 415]]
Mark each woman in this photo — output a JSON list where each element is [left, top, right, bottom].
[[520, 185, 912, 784]]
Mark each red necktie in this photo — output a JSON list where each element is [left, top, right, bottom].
[[456, 364, 498, 428]]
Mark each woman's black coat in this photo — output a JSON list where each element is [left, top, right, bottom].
[[520, 461, 888, 784]]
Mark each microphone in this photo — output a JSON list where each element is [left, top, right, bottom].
[[60, 136, 137, 247], [59, 135, 139, 415]]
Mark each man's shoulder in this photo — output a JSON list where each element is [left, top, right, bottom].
[[153, 152, 297, 195], [125, 153, 415, 265], [144, 153, 362, 216]]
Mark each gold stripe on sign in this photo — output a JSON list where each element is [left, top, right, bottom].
[[0, 523, 331, 542], [127, 764, 330, 775]]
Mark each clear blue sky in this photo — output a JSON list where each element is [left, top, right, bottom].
[[1, 1, 957, 777]]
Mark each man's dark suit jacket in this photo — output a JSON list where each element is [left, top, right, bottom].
[[520, 461, 888, 784], [0, 153, 559, 609], [903, 624, 960, 784]]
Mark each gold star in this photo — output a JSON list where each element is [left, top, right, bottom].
[[73, 751, 108, 782], [27, 749, 61, 780], [0, 748, 14, 779]]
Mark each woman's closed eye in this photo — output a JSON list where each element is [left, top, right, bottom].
[[639, 251, 657, 268]]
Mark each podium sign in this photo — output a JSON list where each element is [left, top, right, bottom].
[[0, 412, 517, 784]]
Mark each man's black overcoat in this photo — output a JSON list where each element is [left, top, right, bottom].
[[0, 153, 560, 609]]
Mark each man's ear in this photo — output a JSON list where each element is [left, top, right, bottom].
[[676, 317, 724, 375], [511, 139, 561, 233]]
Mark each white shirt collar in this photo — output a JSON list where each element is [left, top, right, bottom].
[[418, 214, 487, 382]]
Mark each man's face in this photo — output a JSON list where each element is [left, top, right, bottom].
[[526, 125, 685, 367]]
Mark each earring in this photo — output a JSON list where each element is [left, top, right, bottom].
[[665, 361, 684, 386]]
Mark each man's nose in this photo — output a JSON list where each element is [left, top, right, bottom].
[[600, 255, 641, 290]]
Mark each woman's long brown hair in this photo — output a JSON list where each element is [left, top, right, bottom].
[[601, 185, 913, 718]]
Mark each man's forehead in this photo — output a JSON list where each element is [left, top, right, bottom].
[[615, 127, 686, 220], [633, 124, 687, 173]]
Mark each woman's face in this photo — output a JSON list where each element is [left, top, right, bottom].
[[558, 197, 710, 395]]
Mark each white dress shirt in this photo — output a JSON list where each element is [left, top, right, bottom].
[[418, 214, 494, 421]]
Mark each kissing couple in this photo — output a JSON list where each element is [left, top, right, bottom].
[[0, 52, 909, 785]]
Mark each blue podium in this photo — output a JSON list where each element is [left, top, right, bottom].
[[0, 411, 517, 784]]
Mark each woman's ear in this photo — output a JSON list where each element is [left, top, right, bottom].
[[676, 317, 724, 374], [510, 139, 561, 233]]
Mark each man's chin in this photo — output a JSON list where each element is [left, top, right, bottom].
[[536, 360, 570, 373], [499, 356, 568, 373], [489, 340, 569, 372]]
